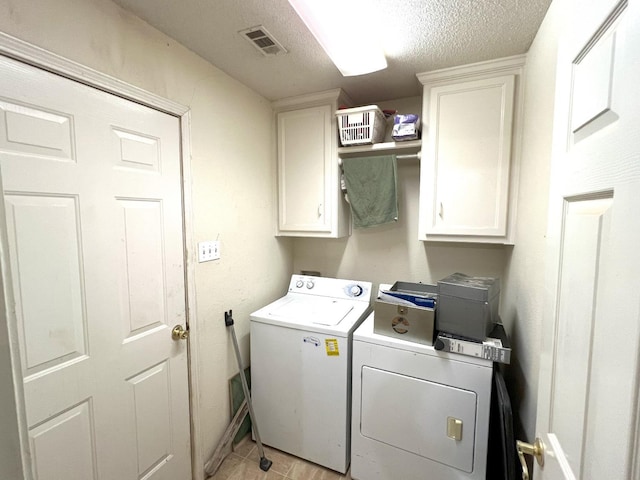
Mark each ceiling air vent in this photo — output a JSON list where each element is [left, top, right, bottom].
[[239, 25, 288, 56]]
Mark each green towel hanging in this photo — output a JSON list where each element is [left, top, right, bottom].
[[341, 155, 398, 228]]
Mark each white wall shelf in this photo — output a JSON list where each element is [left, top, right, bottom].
[[337, 139, 421, 158]]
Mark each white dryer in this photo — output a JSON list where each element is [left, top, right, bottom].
[[250, 275, 372, 474], [351, 313, 493, 480]]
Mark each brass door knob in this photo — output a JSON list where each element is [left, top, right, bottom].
[[517, 437, 544, 480], [172, 324, 189, 341]]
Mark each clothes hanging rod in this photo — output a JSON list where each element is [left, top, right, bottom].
[[338, 151, 421, 166], [395, 152, 421, 160]]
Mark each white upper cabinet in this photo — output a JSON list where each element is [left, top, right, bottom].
[[274, 89, 351, 238], [417, 56, 525, 244], [425, 76, 514, 237]]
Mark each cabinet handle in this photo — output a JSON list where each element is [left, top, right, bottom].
[[318, 203, 323, 218], [439, 202, 444, 219]]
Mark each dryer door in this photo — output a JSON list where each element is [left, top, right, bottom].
[[360, 366, 477, 473]]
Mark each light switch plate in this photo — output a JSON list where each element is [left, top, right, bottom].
[[198, 240, 220, 262]]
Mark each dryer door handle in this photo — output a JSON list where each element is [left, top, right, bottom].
[[446, 417, 463, 441]]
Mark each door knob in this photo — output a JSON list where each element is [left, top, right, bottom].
[[172, 324, 189, 341], [516, 437, 544, 480]]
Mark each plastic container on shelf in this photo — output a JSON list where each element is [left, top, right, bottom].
[[392, 113, 421, 141], [336, 105, 386, 146]]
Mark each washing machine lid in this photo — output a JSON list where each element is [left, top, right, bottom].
[[267, 296, 354, 326]]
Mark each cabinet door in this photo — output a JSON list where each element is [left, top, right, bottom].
[[277, 105, 332, 234], [421, 75, 515, 240]]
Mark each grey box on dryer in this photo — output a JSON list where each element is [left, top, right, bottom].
[[436, 273, 500, 341]]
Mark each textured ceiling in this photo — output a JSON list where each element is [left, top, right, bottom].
[[112, 0, 552, 105]]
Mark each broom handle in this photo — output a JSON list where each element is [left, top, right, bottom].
[[225, 310, 271, 468]]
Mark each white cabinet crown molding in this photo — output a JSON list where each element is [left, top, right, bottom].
[[416, 54, 526, 87]]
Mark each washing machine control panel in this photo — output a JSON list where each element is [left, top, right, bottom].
[[288, 275, 371, 301]]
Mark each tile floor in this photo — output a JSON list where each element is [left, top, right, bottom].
[[208, 435, 351, 480]]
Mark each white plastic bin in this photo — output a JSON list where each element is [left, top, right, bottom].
[[336, 105, 386, 146]]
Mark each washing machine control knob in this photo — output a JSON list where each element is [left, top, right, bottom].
[[295, 280, 304, 288], [349, 285, 363, 297], [306, 280, 315, 289]]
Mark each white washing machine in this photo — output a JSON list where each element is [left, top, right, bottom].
[[250, 275, 373, 474], [351, 313, 493, 480]]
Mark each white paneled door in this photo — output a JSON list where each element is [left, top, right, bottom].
[[0, 56, 191, 479], [533, 1, 640, 479]]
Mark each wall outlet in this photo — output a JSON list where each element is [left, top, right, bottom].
[[198, 240, 220, 262]]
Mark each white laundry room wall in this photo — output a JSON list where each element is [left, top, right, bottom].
[[0, 0, 292, 475], [500, 0, 561, 442]]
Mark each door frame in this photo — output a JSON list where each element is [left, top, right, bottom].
[[0, 31, 203, 480]]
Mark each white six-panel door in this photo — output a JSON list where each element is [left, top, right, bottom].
[[0, 55, 191, 479], [535, 0, 640, 479]]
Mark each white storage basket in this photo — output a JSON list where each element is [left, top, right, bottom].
[[336, 105, 386, 146]]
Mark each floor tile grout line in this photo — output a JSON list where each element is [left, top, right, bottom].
[[229, 439, 351, 479]]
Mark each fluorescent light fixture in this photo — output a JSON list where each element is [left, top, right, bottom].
[[288, 0, 388, 76]]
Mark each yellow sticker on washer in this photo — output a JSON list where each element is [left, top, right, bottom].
[[325, 338, 339, 356]]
